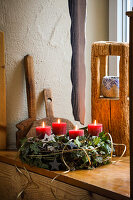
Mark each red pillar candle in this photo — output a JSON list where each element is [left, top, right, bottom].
[[69, 125, 84, 139], [88, 120, 103, 136], [36, 122, 51, 139], [52, 119, 67, 136]]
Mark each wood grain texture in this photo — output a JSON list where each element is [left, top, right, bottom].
[[0, 32, 6, 149], [44, 88, 54, 118], [16, 118, 34, 148], [91, 42, 129, 156], [126, 10, 133, 200], [0, 161, 112, 200], [91, 53, 110, 133], [24, 55, 36, 119], [100, 55, 108, 95], [110, 55, 129, 155], [16, 55, 36, 148], [0, 151, 130, 200]]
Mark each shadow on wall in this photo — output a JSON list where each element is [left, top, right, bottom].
[[6, 59, 28, 148]]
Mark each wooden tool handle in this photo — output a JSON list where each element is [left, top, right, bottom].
[[24, 55, 36, 119], [44, 89, 54, 118]]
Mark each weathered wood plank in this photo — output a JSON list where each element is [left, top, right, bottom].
[[0, 161, 111, 200], [91, 42, 129, 156], [0, 151, 130, 200], [0, 32, 6, 149], [110, 55, 129, 155], [91, 54, 110, 132]]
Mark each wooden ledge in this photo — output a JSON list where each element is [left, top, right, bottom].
[[0, 151, 130, 200]]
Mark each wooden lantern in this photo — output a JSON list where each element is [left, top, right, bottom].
[[91, 41, 129, 156]]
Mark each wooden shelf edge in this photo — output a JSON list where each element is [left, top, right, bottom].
[[0, 151, 130, 200]]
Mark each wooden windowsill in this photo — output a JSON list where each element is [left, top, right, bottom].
[[0, 151, 130, 200]]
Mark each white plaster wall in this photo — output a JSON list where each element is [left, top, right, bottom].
[[0, 0, 108, 149]]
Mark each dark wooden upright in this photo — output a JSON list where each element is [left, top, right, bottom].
[[127, 9, 133, 199]]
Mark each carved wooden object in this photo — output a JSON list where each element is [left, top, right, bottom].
[[91, 41, 129, 156], [44, 89, 54, 118], [16, 55, 36, 148], [16, 56, 74, 148], [0, 32, 6, 149], [24, 55, 36, 119], [27, 88, 74, 138]]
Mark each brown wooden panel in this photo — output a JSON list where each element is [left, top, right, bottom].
[[0, 161, 111, 200], [110, 55, 129, 155], [91, 54, 110, 132], [0, 151, 130, 200], [110, 100, 129, 155], [0, 32, 6, 149]]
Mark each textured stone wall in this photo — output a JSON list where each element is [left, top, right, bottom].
[[0, 0, 108, 149]]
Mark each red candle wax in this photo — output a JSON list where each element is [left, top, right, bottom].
[[69, 125, 84, 139], [88, 120, 103, 136], [36, 122, 51, 139], [52, 119, 67, 136]]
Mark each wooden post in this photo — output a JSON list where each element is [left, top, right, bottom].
[[126, 9, 133, 200], [0, 32, 6, 149], [91, 41, 129, 156]]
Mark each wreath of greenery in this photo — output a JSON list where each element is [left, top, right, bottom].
[[19, 127, 112, 171]]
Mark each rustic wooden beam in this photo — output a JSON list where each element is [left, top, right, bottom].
[[0, 32, 6, 149], [91, 41, 129, 156]]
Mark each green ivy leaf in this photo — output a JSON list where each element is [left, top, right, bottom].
[[19, 131, 112, 171], [82, 155, 90, 163], [74, 137, 81, 147], [93, 136, 100, 145], [95, 156, 103, 164], [99, 132, 105, 137]]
